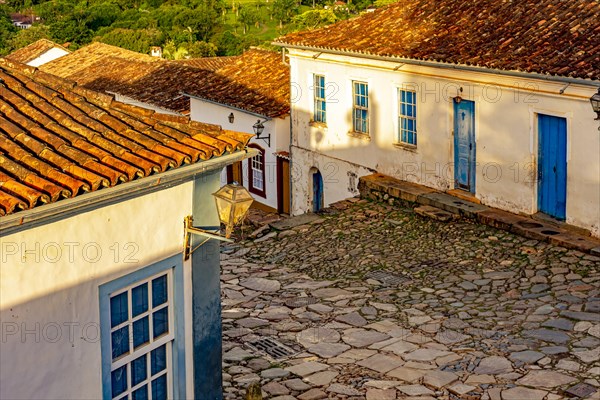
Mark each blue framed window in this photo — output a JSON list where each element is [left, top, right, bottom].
[[398, 89, 417, 145], [352, 81, 369, 134], [313, 74, 326, 123], [100, 256, 185, 400]]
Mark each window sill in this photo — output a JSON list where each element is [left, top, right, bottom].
[[309, 121, 328, 129], [347, 131, 371, 141], [393, 142, 418, 152]]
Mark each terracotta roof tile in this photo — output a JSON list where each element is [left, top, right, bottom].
[[40, 46, 290, 117], [275, 0, 600, 81], [0, 58, 253, 216], [5, 39, 70, 65]]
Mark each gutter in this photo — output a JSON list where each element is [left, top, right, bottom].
[[273, 43, 600, 88], [0, 149, 258, 236]]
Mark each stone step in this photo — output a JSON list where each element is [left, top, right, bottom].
[[414, 205, 457, 222]]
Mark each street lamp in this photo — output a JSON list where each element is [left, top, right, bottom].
[[184, 182, 254, 259], [590, 88, 600, 120], [252, 119, 271, 147], [228, 112, 235, 123]]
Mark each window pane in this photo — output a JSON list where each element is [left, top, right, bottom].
[[151, 375, 167, 400], [132, 385, 148, 400], [131, 354, 147, 386], [151, 345, 167, 375], [132, 283, 148, 317], [152, 275, 167, 307], [111, 365, 127, 398], [133, 316, 150, 349], [153, 307, 169, 338], [110, 292, 128, 328], [111, 326, 130, 360]]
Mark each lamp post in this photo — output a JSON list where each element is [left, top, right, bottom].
[[184, 182, 254, 259]]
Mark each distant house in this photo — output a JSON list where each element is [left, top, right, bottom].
[[10, 12, 38, 29], [5, 39, 70, 67], [182, 49, 291, 214], [274, 0, 600, 237], [42, 43, 292, 214], [0, 58, 254, 399]]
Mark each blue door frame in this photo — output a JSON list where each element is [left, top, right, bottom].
[[312, 170, 323, 212], [538, 114, 567, 220], [454, 99, 476, 193]]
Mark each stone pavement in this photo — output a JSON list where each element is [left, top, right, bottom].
[[221, 199, 600, 399]]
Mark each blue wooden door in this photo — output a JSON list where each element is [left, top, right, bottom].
[[454, 100, 476, 192], [312, 170, 323, 212], [538, 114, 567, 220]]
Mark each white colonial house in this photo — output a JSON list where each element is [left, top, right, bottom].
[[40, 44, 292, 214], [275, 0, 600, 237], [0, 59, 254, 399]]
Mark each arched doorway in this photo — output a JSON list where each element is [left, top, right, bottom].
[[311, 169, 323, 213]]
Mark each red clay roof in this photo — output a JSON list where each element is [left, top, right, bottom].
[[0, 58, 253, 216], [183, 49, 290, 118], [41, 45, 290, 117], [275, 0, 600, 81], [6, 39, 70, 65]]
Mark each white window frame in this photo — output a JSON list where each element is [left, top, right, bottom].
[[398, 89, 417, 146], [313, 74, 326, 123], [352, 81, 369, 134]]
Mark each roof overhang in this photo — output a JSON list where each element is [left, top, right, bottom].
[[0, 149, 257, 236], [274, 43, 600, 88]]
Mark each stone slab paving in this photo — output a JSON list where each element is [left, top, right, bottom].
[[221, 200, 600, 399]]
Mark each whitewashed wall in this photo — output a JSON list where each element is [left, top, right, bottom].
[[0, 184, 195, 399], [27, 48, 70, 67], [190, 98, 290, 211], [288, 49, 600, 237]]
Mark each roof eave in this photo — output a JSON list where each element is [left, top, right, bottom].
[[274, 42, 600, 87], [0, 149, 257, 236]]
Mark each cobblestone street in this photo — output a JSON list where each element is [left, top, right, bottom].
[[220, 199, 600, 400]]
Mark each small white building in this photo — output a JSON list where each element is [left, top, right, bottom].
[[0, 59, 254, 399], [275, 0, 600, 237], [6, 39, 70, 67], [41, 44, 292, 214]]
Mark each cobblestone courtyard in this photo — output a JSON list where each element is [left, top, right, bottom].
[[220, 199, 600, 400]]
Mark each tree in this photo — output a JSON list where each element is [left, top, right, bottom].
[[0, 7, 17, 55], [292, 9, 336, 30], [186, 40, 217, 57], [6, 25, 50, 51], [271, 0, 299, 28], [238, 5, 259, 34], [95, 28, 163, 53]]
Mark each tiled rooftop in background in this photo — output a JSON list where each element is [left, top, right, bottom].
[[275, 0, 600, 80], [41, 44, 290, 118], [5, 39, 70, 65], [0, 58, 253, 216]]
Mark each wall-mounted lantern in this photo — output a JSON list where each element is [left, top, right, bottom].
[[252, 119, 271, 147], [184, 182, 253, 259], [228, 112, 235, 124], [590, 88, 600, 121], [453, 87, 464, 104]]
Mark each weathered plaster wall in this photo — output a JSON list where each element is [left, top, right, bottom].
[[190, 98, 290, 211], [0, 184, 195, 399], [289, 50, 600, 236]]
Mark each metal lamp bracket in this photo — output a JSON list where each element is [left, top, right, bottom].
[[184, 215, 232, 260]]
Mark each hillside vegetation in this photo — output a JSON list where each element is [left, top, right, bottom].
[[0, 0, 378, 57]]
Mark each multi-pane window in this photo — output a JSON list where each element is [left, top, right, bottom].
[[352, 81, 369, 134], [248, 145, 266, 197], [313, 75, 326, 123], [109, 271, 173, 400], [398, 89, 417, 145]]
